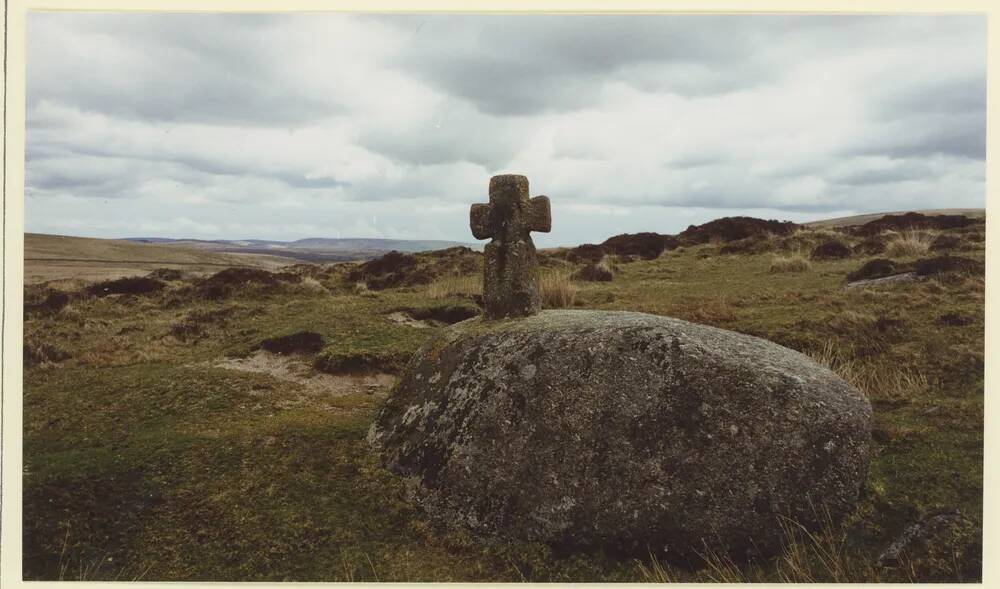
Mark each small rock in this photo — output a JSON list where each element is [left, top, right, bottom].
[[877, 510, 981, 580], [844, 272, 920, 290]]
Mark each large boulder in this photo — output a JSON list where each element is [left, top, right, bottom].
[[368, 310, 872, 559]]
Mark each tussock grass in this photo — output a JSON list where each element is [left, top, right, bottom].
[[540, 270, 577, 308], [769, 253, 811, 273], [353, 281, 377, 297], [596, 255, 617, 275], [637, 509, 890, 583], [676, 298, 738, 325], [295, 276, 329, 294], [808, 341, 927, 402], [885, 230, 935, 258], [427, 273, 482, 299]]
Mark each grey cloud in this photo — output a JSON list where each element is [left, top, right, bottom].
[[278, 174, 350, 190], [830, 162, 931, 186], [27, 156, 158, 198], [28, 137, 349, 201], [666, 154, 726, 170], [884, 76, 987, 116], [383, 15, 784, 115], [846, 115, 985, 161], [854, 73, 987, 161], [28, 13, 336, 126], [357, 103, 525, 169], [379, 15, 974, 116], [24, 13, 987, 244]]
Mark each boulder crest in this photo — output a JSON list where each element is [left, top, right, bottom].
[[368, 310, 872, 557], [368, 175, 872, 558]]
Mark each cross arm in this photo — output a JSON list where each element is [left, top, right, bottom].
[[527, 195, 551, 233], [470, 203, 493, 240]]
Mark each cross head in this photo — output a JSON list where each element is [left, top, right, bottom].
[[470, 174, 551, 319]]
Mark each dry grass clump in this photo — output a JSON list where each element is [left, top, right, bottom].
[[540, 270, 577, 308], [885, 230, 935, 258], [597, 255, 617, 275], [76, 333, 174, 367], [427, 274, 482, 299], [680, 298, 738, 324], [636, 510, 884, 583], [23, 334, 72, 368], [293, 276, 329, 294], [573, 255, 617, 282], [769, 253, 811, 273], [428, 270, 576, 307], [808, 342, 927, 402], [353, 282, 377, 298]]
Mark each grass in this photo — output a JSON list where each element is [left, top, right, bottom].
[[24, 232, 295, 285], [540, 270, 578, 308], [769, 252, 811, 273], [426, 271, 578, 308], [427, 273, 481, 299], [885, 230, 935, 258], [21, 222, 985, 582], [591, 255, 619, 278], [808, 341, 928, 402]]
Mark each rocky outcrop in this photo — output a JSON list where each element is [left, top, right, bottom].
[[877, 510, 981, 580], [368, 310, 872, 559]]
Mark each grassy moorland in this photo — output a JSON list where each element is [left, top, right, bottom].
[[24, 233, 298, 286], [22, 214, 984, 582]]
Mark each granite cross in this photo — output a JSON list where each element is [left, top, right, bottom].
[[470, 174, 552, 319]]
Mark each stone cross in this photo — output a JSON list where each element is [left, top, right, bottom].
[[470, 174, 551, 319]]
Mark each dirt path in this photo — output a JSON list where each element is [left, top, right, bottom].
[[216, 350, 397, 399]]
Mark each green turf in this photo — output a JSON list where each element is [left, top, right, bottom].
[[22, 229, 984, 581]]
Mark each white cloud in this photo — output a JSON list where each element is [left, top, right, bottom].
[[25, 13, 986, 245]]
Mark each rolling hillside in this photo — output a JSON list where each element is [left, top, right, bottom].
[[125, 237, 480, 263], [804, 208, 985, 229], [24, 233, 299, 285]]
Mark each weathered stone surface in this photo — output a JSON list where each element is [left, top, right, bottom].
[[368, 310, 872, 558], [877, 510, 981, 580], [844, 272, 921, 290], [470, 174, 551, 319]]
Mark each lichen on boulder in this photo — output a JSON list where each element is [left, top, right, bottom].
[[368, 309, 872, 559]]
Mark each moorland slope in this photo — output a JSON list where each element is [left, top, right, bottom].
[[22, 211, 985, 582]]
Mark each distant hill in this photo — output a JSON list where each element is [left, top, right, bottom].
[[804, 208, 984, 229], [24, 233, 298, 285], [123, 237, 481, 263]]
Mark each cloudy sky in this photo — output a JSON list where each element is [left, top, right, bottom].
[[26, 13, 986, 247]]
